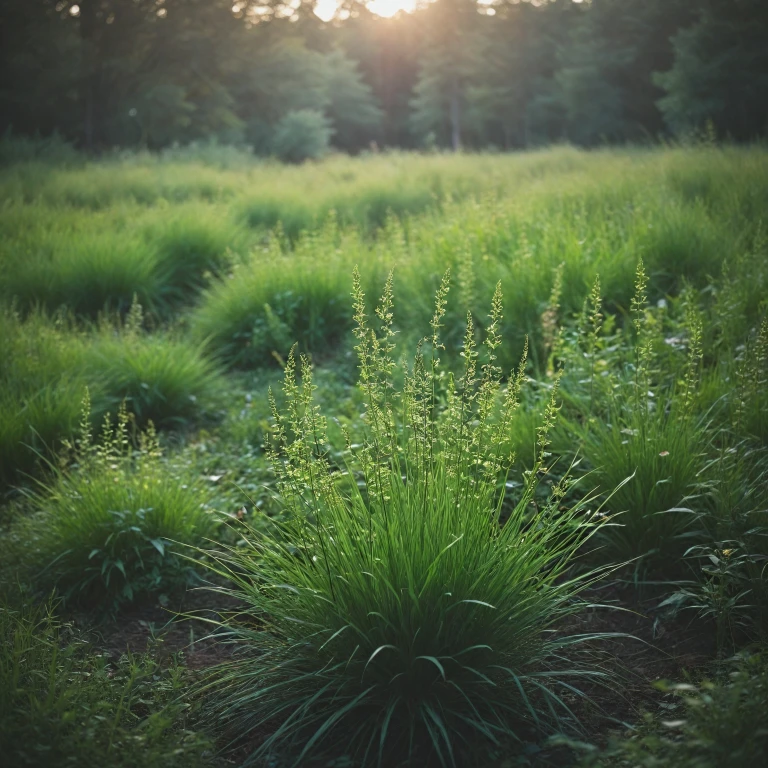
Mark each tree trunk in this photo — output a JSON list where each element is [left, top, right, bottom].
[[79, 1, 99, 152], [450, 76, 461, 152]]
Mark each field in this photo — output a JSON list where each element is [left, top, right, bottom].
[[2, 145, 768, 767]]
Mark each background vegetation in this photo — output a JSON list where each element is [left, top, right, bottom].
[[2, 0, 767, 159]]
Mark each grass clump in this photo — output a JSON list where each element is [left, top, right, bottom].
[[86, 301, 225, 427], [0, 308, 89, 487], [0, 600, 213, 767], [17, 396, 214, 611], [144, 204, 243, 302], [0, 230, 163, 317], [192, 227, 372, 367], [574, 266, 708, 566], [200, 272, 613, 766]]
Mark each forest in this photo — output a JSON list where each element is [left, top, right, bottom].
[[2, 0, 768, 157]]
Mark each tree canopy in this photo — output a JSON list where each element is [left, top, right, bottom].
[[1, 0, 766, 154]]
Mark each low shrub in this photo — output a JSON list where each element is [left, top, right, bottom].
[[19, 399, 214, 611], [199, 273, 614, 766]]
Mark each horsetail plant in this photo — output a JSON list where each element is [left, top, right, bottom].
[[197, 271, 617, 767]]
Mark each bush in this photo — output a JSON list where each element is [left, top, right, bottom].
[[18, 399, 214, 611], [271, 109, 333, 163], [199, 273, 613, 766], [0, 601, 213, 767]]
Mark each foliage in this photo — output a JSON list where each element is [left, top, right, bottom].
[[0, 130, 80, 167], [0, 308, 89, 487], [576, 653, 768, 768], [198, 273, 614, 766], [0, 229, 164, 317], [0, 600, 213, 767], [655, 1, 768, 139], [85, 301, 225, 428], [568, 264, 708, 567], [16, 397, 214, 611], [2, 0, 765, 155], [271, 110, 333, 164]]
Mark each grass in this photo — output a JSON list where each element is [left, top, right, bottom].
[[1, 144, 768, 766], [577, 653, 768, 768], [0, 228, 164, 316], [12, 399, 216, 612], [0, 306, 224, 488], [197, 276, 615, 767], [0, 599, 213, 767]]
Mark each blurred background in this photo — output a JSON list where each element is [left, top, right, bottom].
[[2, 0, 767, 161]]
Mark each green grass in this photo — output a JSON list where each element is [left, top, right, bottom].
[[14, 402, 215, 611], [577, 653, 768, 768], [0, 600, 213, 767], [197, 277, 614, 766], [1, 145, 768, 766], [0, 307, 224, 487]]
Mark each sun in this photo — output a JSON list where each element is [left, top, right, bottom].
[[314, 0, 419, 22]]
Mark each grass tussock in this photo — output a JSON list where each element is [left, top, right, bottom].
[[199, 274, 613, 766], [14, 397, 214, 611]]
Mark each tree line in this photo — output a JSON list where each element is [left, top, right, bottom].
[[2, 0, 767, 157]]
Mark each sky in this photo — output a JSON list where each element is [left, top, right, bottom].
[[313, 0, 420, 21]]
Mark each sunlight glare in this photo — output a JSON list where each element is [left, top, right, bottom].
[[314, 0, 419, 22]]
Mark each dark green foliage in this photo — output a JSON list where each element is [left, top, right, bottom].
[[2, 0, 765, 155], [0, 601, 213, 767], [16, 399, 215, 611], [577, 654, 768, 768], [656, 1, 768, 139]]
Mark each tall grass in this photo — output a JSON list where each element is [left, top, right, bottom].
[[84, 303, 225, 427], [199, 274, 614, 766], [190, 148, 767, 372], [0, 306, 223, 487]]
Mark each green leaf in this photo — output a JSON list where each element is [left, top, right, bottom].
[[149, 538, 165, 557]]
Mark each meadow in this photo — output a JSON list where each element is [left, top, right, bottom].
[[1, 143, 767, 767]]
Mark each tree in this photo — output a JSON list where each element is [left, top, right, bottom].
[[410, 0, 480, 151], [271, 108, 333, 162], [655, 0, 768, 140], [323, 49, 383, 151]]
